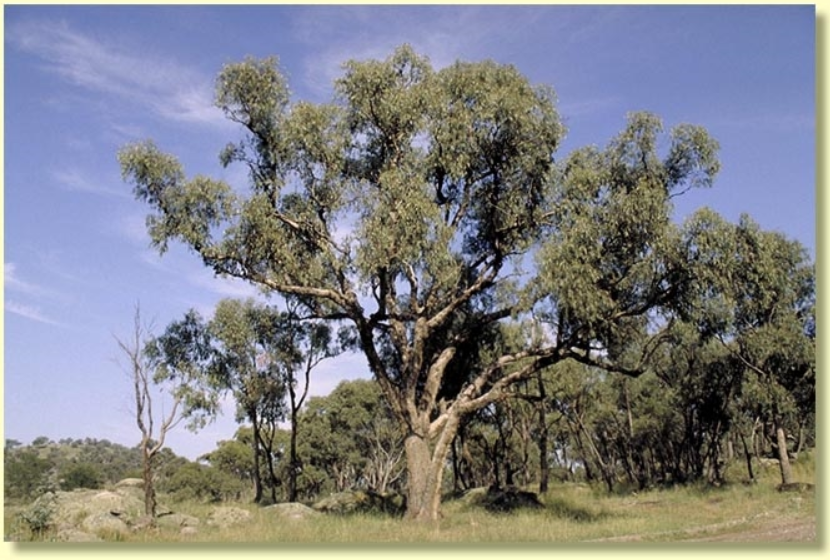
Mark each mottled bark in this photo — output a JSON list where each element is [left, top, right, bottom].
[[142, 447, 157, 518], [404, 413, 460, 521], [775, 422, 794, 486]]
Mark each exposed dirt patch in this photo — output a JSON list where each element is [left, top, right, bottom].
[[679, 517, 816, 542], [586, 513, 817, 543]]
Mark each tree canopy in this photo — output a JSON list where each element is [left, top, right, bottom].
[[119, 45, 807, 520]]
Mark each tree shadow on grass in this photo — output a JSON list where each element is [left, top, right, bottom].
[[543, 496, 609, 523]]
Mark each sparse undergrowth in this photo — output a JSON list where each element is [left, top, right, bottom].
[[5, 456, 815, 543]]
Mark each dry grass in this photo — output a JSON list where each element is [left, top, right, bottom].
[[7, 455, 816, 544]]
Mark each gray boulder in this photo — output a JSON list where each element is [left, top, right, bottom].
[[206, 506, 252, 528], [265, 502, 321, 520], [156, 512, 201, 529], [115, 478, 145, 489], [80, 511, 130, 536], [312, 490, 405, 516], [20, 486, 148, 541], [56, 528, 102, 542]]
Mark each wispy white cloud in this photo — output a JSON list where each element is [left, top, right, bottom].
[[116, 213, 153, 246], [113, 211, 263, 306], [559, 96, 621, 120], [5, 263, 41, 296], [291, 6, 545, 99], [5, 262, 59, 299], [7, 19, 227, 128], [5, 262, 68, 326], [5, 300, 63, 326], [53, 168, 130, 198]]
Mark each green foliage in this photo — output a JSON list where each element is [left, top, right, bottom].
[[18, 492, 57, 536], [678, 209, 815, 475], [202, 435, 256, 482], [146, 310, 220, 432], [118, 44, 814, 519], [161, 462, 246, 503], [297, 379, 403, 496], [536, 112, 718, 362], [31, 436, 52, 447], [4, 448, 53, 500], [59, 462, 103, 491], [118, 141, 236, 255], [208, 299, 291, 426], [1, 439, 187, 502], [156, 297, 342, 504]]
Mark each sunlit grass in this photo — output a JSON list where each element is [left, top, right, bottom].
[[7, 454, 815, 543]]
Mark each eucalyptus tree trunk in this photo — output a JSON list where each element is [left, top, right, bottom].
[[739, 432, 756, 482], [142, 445, 157, 518], [774, 422, 795, 486], [288, 406, 300, 502], [250, 415, 263, 504], [536, 372, 550, 494], [403, 414, 462, 521], [257, 426, 279, 504]]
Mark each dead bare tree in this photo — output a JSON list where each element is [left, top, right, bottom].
[[115, 306, 182, 519]]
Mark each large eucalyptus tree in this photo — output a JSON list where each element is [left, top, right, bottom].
[[120, 46, 720, 520]]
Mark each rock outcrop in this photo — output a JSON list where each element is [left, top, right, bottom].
[[20, 485, 146, 541], [265, 502, 321, 520], [312, 489, 405, 516], [206, 506, 252, 528]]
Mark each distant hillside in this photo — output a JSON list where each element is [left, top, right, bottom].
[[4, 437, 189, 502]]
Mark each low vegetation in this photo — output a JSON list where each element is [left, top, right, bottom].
[[5, 451, 815, 543]]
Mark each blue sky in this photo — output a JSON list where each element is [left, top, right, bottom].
[[3, 5, 817, 460]]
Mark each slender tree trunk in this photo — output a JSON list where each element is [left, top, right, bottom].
[[496, 409, 511, 487], [142, 446, 157, 517], [706, 420, 724, 484], [286, 337, 313, 503], [250, 415, 263, 503], [621, 381, 640, 486], [538, 420, 550, 492], [451, 436, 461, 493], [575, 417, 614, 492], [258, 427, 279, 503], [536, 372, 550, 494], [739, 431, 755, 482], [775, 421, 795, 485], [754, 418, 764, 462], [795, 422, 806, 456], [288, 406, 299, 502]]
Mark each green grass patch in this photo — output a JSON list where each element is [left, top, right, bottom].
[[7, 458, 816, 543]]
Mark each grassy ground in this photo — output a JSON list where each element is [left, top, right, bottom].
[[5, 456, 817, 543]]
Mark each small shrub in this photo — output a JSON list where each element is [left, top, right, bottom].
[[481, 487, 544, 513], [19, 492, 57, 536], [458, 486, 544, 513], [59, 463, 103, 491]]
